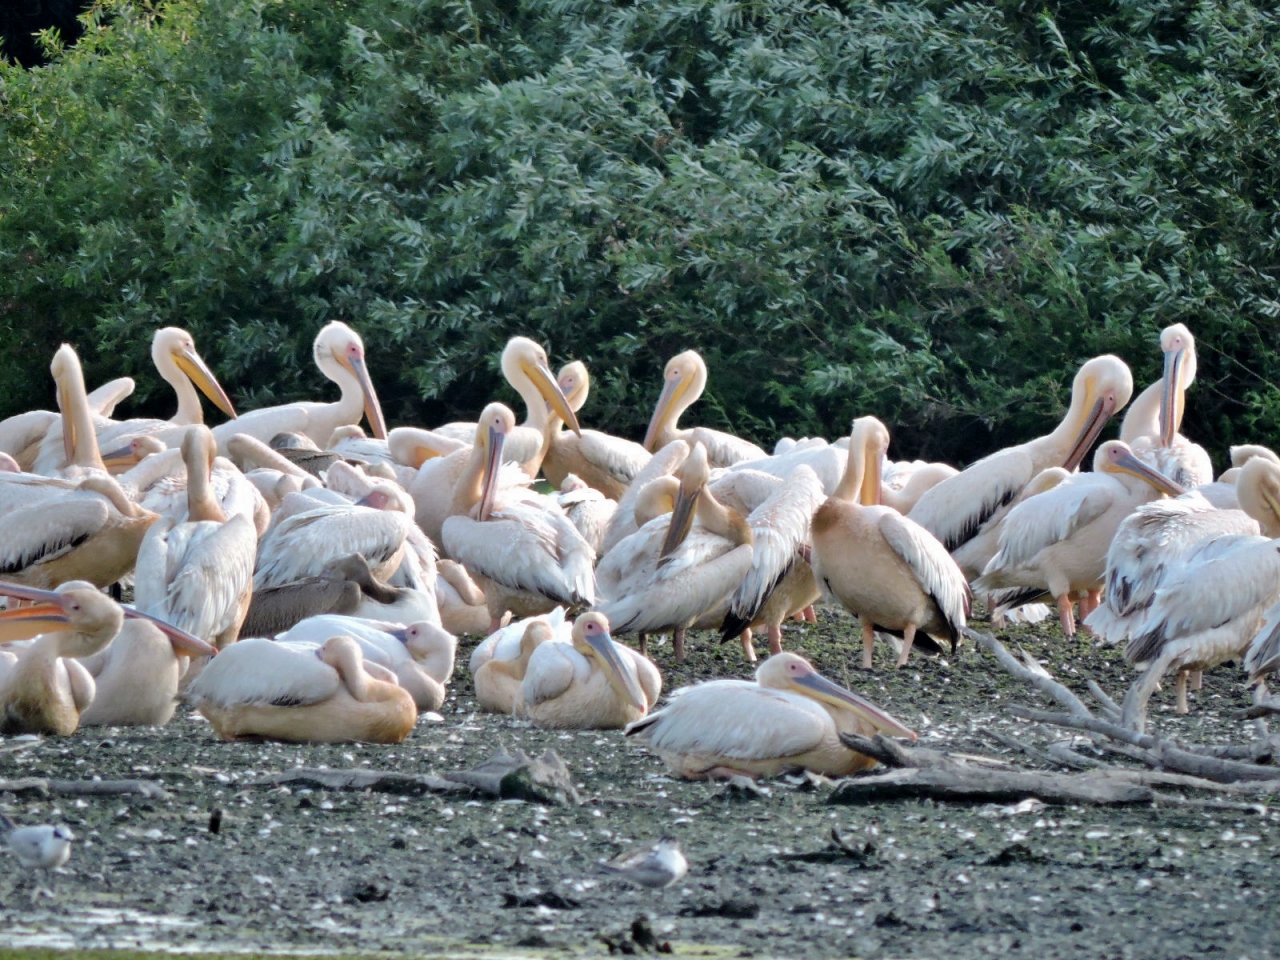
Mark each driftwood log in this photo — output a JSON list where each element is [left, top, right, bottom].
[[0, 778, 169, 799]]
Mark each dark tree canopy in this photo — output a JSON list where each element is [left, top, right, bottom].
[[0, 0, 88, 67]]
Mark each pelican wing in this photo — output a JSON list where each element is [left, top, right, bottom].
[[254, 505, 412, 590], [185, 638, 339, 708], [1245, 599, 1280, 682], [908, 447, 1034, 552], [727, 445, 844, 496], [627, 680, 831, 760], [0, 498, 110, 574], [977, 475, 1115, 583], [574, 431, 650, 487], [519, 641, 579, 707], [468, 607, 568, 673], [687, 426, 767, 468], [877, 511, 970, 639]]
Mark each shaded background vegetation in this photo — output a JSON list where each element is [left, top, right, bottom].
[[2, 0, 1278, 466]]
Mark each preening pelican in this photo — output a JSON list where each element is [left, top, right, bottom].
[[0, 375, 134, 460], [642, 350, 766, 467], [625, 652, 916, 779], [812, 417, 969, 669], [520, 613, 659, 729], [973, 441, 1185, 636], [542, 361, 649, 499], [555, 475, 617, 554], [908, 355, 1134, 578], [599, 440, 690, 557], [185, 635, 416, 743], [594, 443, 753, 662], [473, 618, 556, 715], [435, 337, 581, 477], [442, 404, 596, 632], [1120, 324, 1213, 489], [212, 321, 388, 455], [133, 426, 257, 648]]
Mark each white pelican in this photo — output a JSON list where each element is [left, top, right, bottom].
[[973, 441, 1186, 636], [908, 355, 1134, 579], [555, 474, 617, 554], [133, 426, 257, 648], [520, 612, 659, 729], [435, 337, 581, 477], [812, 417, 969, 669], [32, 329, 236, 476], [0, 375, 134, 460], [1098, 458, 1280, 729], [211, 321, 388, 455], [469, 607, 568, 675], [625, 652, 916, 779], [725, 441, 844, 497], [0, 581, 210, 735], [542, 360, 649, 499], [473, 618, 556, 715], [881, 460, 959, 514], [594, 443, 753, 662], [185, 635, 417, 743], [642, 350, 767, 467], [442, 404, 596, 632], [435, 559, 491, 636], [1120, 324, 1213, 488], [719, 464, 825, 659], [599, 439, 690, 557]]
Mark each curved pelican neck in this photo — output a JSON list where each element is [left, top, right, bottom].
[[695, 487, 751, 546], [833, 433, 865, 505], [317, 350, 364, 421], [154, 347, 201, 425], [60, 355, 106, 472], [1119, 380, 1161, 445]]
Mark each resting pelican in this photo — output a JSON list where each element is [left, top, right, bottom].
[[133, 426, 258, 648], [435, 337, 581, 477], [212, 321, 388, 455], [0, 582, 210, 735], [185, 635, 416, 743], [442, 404, 595, 632], [520, 613, 659, 729], [908, 355, 1134, 578], [1120, 324, 1213, 488], [812, 417, 969, 669], [240, 553, 400, 638], [973, 441, 1186, 636], [32, 329, 236, 476], [642, 350, 767, 467], [435, 559, 491, 636], [881, 460, 959, 514], [541, 361, 649, 499], [594, 443, 753, 661], [1099, 459, 1280, 729], [625, 652, 916, 779], [473, 618, 556, 715]]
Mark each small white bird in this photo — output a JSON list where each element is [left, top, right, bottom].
[[597, 836, 689, 889], [1, 811, 74, 899]]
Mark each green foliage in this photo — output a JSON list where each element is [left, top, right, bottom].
[[2, 0, 1279, 465]]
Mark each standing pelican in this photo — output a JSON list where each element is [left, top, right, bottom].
[[908, 355, 1134, 579], [185, 635, 417, 743], [520, 613, 659, 729], [642, 350, 766, 467], [212, 321, 388, 454], [625, 653, 916, 779], [133, 426, 257, 648], [812, 417, 969, 669], [1121, 324, 1213, 488], [542, 361, 649, 499], [442, 404, 596, 631], [973, 441, 1186, 636]]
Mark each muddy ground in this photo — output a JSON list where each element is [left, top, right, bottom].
[[1, 609, 1278, 960]]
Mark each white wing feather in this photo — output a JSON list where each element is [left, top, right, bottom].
[[185, 638, 339, 708]]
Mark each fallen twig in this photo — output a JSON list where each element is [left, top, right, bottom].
[[966, 628, 1092, 718]]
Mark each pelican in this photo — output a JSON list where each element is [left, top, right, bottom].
[[541, 361, 649, 499], [908, 355, 1134, 579], [811, 417, 969, 669], [1120, 324, 1213, 488], [594, 443, 753, 661], [642, 350, 767, 467], [441, 404, 596, 632], [625, 652, 916, 779], [1100, 458, 1280, 729], [973, 441, 1186, 636], [241, 553, 403, 638], [520, 612, 659, 729], [719, 465, 825, 659], [599, 439, 690, 557], [32, 329, 236, 476], [0, 582, 210, 735], [0, 375, 134, 459], [473, 618, 556, 715], [212, 321, 388, 455], [435, 559, 491, 636], [185, 635, 417, 743], [435, 337, 581, 477], [881, 460, 959, 514], [133, 426, 257, 648], [555, 474, 617, 554]]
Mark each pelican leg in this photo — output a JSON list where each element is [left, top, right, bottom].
[[767, 624, 784, 656], [673, 628, 687, 663], [739, 628, 757, 663], [861, 621, 876, 670], [1078, 589, 1102, 625], [1176, 670, 1190, 715], [895, 625, 917, 669], [1120, 649, 1177, 733], [638, 632, 649, 656], [1190, 669, 1203, 691], [1055, 594, 1076, 638], [803, 605, 817, 623]]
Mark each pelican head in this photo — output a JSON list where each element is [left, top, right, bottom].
[[756, 653, 917, 740], [474, 402, 517, 522], [153, 327, 237, 420], [1237, 457, 1280, 538], [100, 435, 167, 471], [401, 621, 457, 681], [643, 350, 708, 452], [51, 344, 87, 466], [1158, 323, 1196, 447], [557, 361, 590, 414], [572, 613, 647, 713], [1094, 440, 1186, 496], [1062, 355, 1134, 471], [851, 416, 890, 506], [314, 322, 387, 440], [500, 337, 581, 436], [661, 441, 710, 559], [0, 581, 215, 658]]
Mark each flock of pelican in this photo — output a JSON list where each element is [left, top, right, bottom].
[[0, 320, 1276, 778]]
